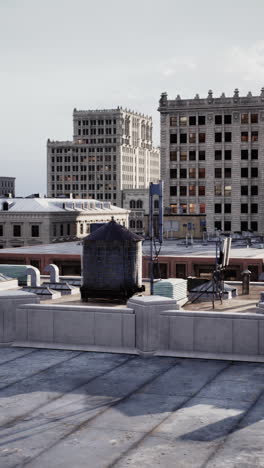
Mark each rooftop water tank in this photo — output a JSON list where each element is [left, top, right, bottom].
[[80, 219, 144, 301]]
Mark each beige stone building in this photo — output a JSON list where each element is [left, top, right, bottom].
[[159, 89, 264, 236], [0, 177, 15, 197], [47, 108, 160, 207], [0, 197, 129, 249]]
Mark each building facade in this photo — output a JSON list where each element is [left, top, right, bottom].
[[0, 197, 129, 249], [159, 89, 264, 236], [0, 177, 15, 197], [47, 108, 160, 207]]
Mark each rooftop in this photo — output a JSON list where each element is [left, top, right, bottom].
[[0, 198, 128, 214], [1, 346, 264, 467], [1, 239, 264, 260]]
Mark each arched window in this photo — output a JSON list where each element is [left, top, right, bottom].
[[130, 200, 136, 209], [136, 200, 143, 209], [130, 219, 135, 229], [154, 200, 159, 209], [136, 220, 143, 229]]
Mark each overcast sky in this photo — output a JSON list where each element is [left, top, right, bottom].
[[1, 0, 264, 195]]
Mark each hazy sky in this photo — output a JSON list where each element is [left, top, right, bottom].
[[1, 0, 264, 195]]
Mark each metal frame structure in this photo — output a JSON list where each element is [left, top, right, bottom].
[[149, 181, 164, 295]]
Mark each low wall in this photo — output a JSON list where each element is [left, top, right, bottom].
[[11, 295, 264, 362], [159, 310, 264, 361], [15, 303, 136, 353], [0, 291, 40, 344]]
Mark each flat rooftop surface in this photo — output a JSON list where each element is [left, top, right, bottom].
[[1, 348, 264, 467], [1, 240, 264, 260]]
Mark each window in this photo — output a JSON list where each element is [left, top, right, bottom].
[[251, 149, 258, 160], [130, 200, 136, 208], [189, 116, 196, 125], [199, 186, 205, 196], [170, 204, 178, 213], [136, 200, 143, 209], [215, 115, 222, 125], [224, 115, 232, 125], [215, 150, 222, 160], [180, 203, 187, 213], [199, 203, 205, 214], [241, 186, 248, 196], [189, 203, 196, 214], [180, 151, 187, 161], [215, 221, 222, 230], [240, 203, 248, 213], [199, 168, 205, 178], [251, 186, 258, 196], [170, 169, 177, 178], [31, 225, 39, 237], [198, 115, 206, 125], [189, 168, 196, 179], [224, 203, 231, 213], [154, 200, 159, 209], [170, 151, 177, 161], [189, 185, 196, 196], [13, 225, 21, 237], [189, 133, 196, 144], [170, 116, 177, 126], [199, 150, 205, 160], [170, 186, 177, 196], [170, 134, 177, 144], [225, 132, 232, 142], [180, 116, 187, 126], [215, 168, 222, 178], [60, 224, 63, 236], [225, 150, 231, 160], [241, 168, 248, 178], [224, 185, 231, 196], [224, 221, 231, 231], [215, 203, 222, 213], [241, 221, 248, 231], [199, 133, 206, 143], [130, 219, 135, 229], [180, 186, 187, 196], [251, 113, 258, 123], [251, 167, 258, 177], [251, 221, 258, 231], [180, 168, 187, 178], [241, 113, 249, 124], [189, 150, 196, 161], [136, 220, 143, 229], [241, 132, 248, 142], [180, 133, 187, 144], [251, 203, 258, 213], [215, 132, 222, 143], [215, 185, 222, 196], [224, 168, 232, 178], [251, 131, 258, 142], [0, 225, 2, 236], [241, 150, 248, 160]]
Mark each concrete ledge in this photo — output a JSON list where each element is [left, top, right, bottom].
[[156, 349, 264, 363], [13, 341, 138, 355]]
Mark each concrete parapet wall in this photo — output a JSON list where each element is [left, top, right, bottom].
[[0, 290, 40, 344], [15, 304, 136, 352], [159, 310, 264, 361]]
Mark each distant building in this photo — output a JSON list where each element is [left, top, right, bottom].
[[159, 89, 264, 236], [122, 188, 160, 236], [0, 177, 15, 197], [47, 107, 160, 207], [0, 197, 129, 249]]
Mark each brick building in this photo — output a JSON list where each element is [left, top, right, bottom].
[[158, 89, 264, 236]]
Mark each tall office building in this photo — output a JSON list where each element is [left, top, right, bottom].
[[159, 89, 264, 236], [47, 108, 160, 206]]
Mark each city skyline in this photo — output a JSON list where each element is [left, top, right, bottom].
[[1, 0, 264, 195]]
